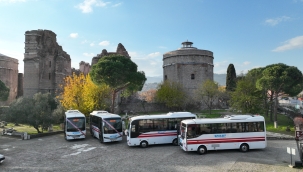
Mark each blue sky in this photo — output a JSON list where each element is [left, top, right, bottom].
[[0, 0, 303, 77]]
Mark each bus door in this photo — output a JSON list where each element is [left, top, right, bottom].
[[130, 120, 140, 138], [98, 117, 103, 139]]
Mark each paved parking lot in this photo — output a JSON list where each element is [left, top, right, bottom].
[[0, 134, 302, 172]]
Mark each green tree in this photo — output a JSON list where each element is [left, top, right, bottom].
[[195, 79, 220, 114], [0, 79, 9, 101], [217, 86, 230, 108], [230, 76, 263, 114], [226, 64, 237, 92], [5, 93, 61, 133], [256, 63, 303, 128], [155, 81, 186, 110], [30, 93, 58, 132], [246, 67, 273, 119], [90, 55, 146, 113], [3, 97, 29, 125]]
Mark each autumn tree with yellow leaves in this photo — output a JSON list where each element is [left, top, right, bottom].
[[59, 73, 111, 116]]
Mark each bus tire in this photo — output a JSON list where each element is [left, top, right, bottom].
[[99, 134, 104, 143], [239, 143, 249, 152], [172, 138, 178, 146], [64, 133, 68, 141], [197, 145, 207, 155], [140, 141, 148, 148], [90, 129, 94, 138]]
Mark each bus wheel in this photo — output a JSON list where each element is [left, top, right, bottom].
[[99, 134, 104, 143], [172, 138, 178, 146], [90, 129, 94, 138], [140, 141, 148, 148], [197, 145, 207, 155], [240, 143, 249, 152], [64, 133, 68, 141]]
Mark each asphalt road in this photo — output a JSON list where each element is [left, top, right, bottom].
[[0, 134, 302, 172]]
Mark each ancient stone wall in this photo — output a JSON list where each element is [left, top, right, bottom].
[[163, 41, 214, 98], [71, 61, 91, 76], [79, 61, 90, 75], [17, 73, 23, 98], [91, 43, 130, 66], [0, 53, 19, 106], [23, 29, 71, 98]]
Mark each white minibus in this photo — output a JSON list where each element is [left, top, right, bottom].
[[126, 112, 197, 148], [89, 111, 123, 143], [179, 114, 267, 154], [64, 110, 86, 140]]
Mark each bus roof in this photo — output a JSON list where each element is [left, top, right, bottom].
[[90, 110, 121, 119], [65, 110, 85, 118], [130, 112, 197, 121], [181, 115, 265, 125]]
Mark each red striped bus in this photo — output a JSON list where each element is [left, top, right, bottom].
[[179, 115, 266, 155], [126, 112, 197, 148]]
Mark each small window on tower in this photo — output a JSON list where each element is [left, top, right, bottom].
[[49, 61, 51, 67], [165, 75, 167, 80], [191, 74, 195, 80]]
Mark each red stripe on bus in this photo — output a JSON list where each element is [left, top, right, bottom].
[[137, 132, 177, 138], [186, 137, 266, 145]]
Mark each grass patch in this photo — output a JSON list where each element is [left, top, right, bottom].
[[4, 123, 62, 135], [264, 114, 294, 136]]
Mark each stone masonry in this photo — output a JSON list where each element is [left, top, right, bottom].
[[0, 53, 19, 106], [163, 41, 214, 99], [91, 43, 130, 66], [23, 30, 71, 98], [72, 61, 91, 76]]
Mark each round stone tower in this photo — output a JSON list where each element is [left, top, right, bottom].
[[0, 53, 19, 106], [163, 41, 214, 98]]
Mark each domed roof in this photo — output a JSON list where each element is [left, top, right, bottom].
[[179, 40, 197, 50]]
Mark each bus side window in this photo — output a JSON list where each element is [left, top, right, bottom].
[[131, 125, 136, 132]]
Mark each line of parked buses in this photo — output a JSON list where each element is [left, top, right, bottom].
[[64, 110, 267, 155]]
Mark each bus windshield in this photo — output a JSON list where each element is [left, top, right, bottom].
[[104, 118, 122, 134], [66, 117, 85, 132]]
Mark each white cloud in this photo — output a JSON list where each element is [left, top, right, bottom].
[[265, 16, 291, 26], [112, 2, 122, 7], [272, 35, 303, 52], [81, 40, 88, 44], [158, 46, 167, 49], [147, 52, 161, 58], [69, 33, 78, 38], [243, 61, 251, 66], [128, 51, 163, 76], [83, 52, 95, 57], [128, 51, 140, 58], [99, 41, 110, 46], [90, 43, 95, 46], [75, 0, 110, 13], [214, 61, 229, 74]]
